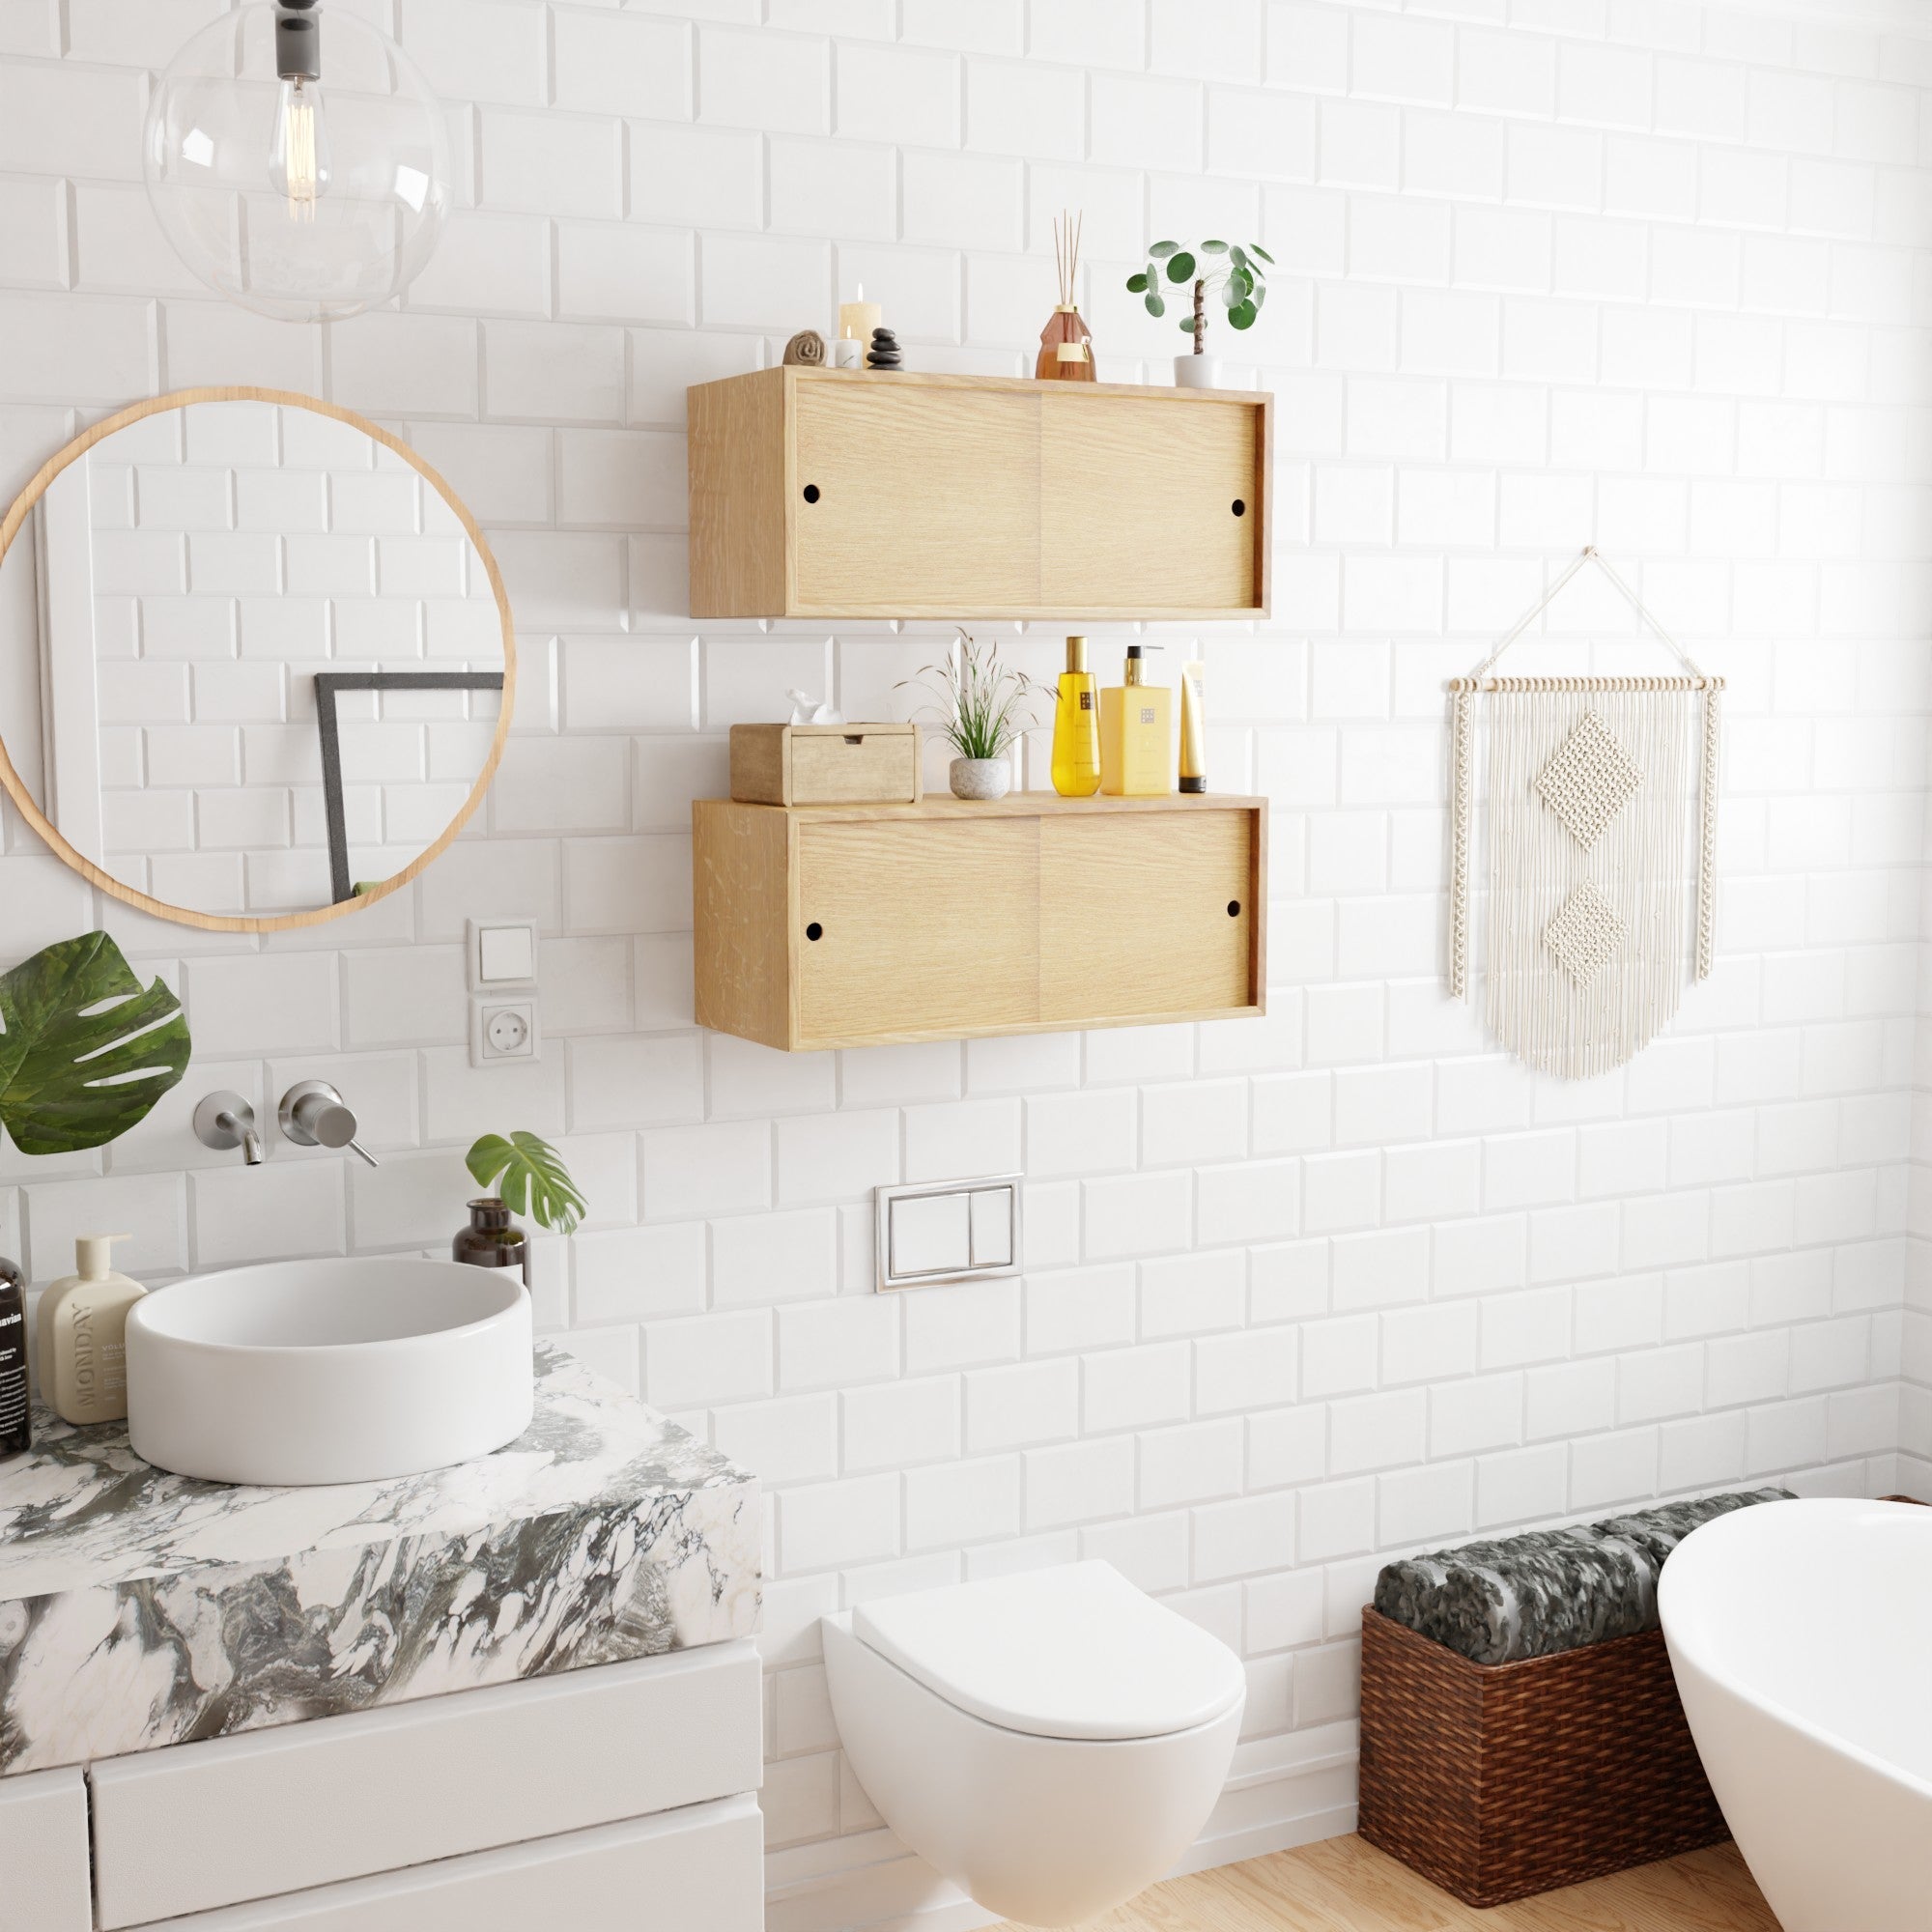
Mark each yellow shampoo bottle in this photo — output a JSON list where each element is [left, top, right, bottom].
[[1099, 645, 1173, 796], [1050, 635, 1101, 796]]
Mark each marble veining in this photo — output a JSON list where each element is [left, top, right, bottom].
[[0, 1343, 759, 1773]]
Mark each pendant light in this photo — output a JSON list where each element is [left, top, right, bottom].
[[144, 2, 448, 325]]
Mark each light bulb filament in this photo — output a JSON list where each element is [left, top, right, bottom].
[[282, 79, 320, 220]]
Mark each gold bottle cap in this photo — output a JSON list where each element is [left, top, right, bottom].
[[1065, 636, 1088, 672]]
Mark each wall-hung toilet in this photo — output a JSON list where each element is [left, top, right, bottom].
[[822, 1561, 1246, 1927]]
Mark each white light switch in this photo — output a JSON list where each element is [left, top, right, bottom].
[[468, 916, 538, 989], [874, 1177, 1023, 1292], [891, 1192, 970, 1278], [479, 924, 535, 982]]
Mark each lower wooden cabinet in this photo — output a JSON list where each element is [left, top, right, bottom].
[[693, 794, 1267, 1051]]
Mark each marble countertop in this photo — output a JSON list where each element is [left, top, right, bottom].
[[0, 1342, 760, 1774]]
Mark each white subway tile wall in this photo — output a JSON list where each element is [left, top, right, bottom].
[[1, 0, 1930, 1893]]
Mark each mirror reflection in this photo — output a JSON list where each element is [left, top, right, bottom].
[[0, 395, 510, 926]]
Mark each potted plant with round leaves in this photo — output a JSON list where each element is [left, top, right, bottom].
[[1127, 239, 1272, 389]]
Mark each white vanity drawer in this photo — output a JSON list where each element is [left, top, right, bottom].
[[92, 1641, 763, 1928], [0, 1765, 90, 1932], [126, 1794, 764, 1930]]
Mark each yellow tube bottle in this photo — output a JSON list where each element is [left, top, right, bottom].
[[1050, 635, 1101, 797]]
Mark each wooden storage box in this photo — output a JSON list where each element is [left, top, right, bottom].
[[729, 723, 921, 807], [1356, 1607, 1728, 1908], [687, 368, 1272, 621], [692, 793, 1266, 1052]]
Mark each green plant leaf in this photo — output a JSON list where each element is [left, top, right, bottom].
[[466, 1130, 588, 1237], [1229, 299, 1259, 329], [1230, 244, 1249, 270], [1200, 239, 1228, 253], [1125, 270, 1150, 293], [1223, 269, 1252, 307], [0, 931, 189, 1157], [1148, 240, 1179, 258], [1249, 242, 1275, 264], [1165, 251, 1196, 282], [1179, 318, 1199, 333], [1145, 291, 1166, 316]]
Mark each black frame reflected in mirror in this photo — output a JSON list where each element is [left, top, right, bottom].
[[314, 670, 505, 905]]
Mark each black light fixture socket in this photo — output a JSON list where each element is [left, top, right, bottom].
[[275, 2, 321, 83]]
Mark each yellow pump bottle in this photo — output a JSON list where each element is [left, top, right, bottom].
[[1050, 635, 1101, 797], [1099, 644, 1173, 796]]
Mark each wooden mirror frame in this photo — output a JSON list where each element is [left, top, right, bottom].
[[0, 385, 517, 935]]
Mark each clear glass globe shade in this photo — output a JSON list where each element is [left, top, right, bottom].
[[144, 5, 447, 325]]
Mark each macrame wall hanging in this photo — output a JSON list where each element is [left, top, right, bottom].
[[1448, 547, 1722, 1080]]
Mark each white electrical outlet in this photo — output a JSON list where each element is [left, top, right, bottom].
[[471, 996, 540, 1066]]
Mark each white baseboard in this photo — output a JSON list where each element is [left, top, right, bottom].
[[763, 1724, 1360, 1932]]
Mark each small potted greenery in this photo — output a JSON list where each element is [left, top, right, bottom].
[[1127, 239, 1272, 389], [899, 632, 1041, 800], [456, 1131, 587, 1288]]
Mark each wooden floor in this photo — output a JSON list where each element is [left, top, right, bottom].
[[997, 1835, 1778, 1931]]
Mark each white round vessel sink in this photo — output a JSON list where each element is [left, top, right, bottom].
[[126, 1258, 534, 1487]]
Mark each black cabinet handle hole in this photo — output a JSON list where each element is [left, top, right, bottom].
[[806, 922, 824, 941], [1227, 900, 1241, 917], [1232, 498, 1246, 517], [802, 484, 821, 504]]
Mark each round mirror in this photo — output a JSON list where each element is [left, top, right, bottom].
[[0, 388, 513, 933]]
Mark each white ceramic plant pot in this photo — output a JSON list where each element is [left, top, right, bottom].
[[951, 757, 1011, 801], [1174, 353, 1222, 389]]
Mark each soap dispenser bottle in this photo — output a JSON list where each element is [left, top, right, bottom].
[[1099, 644, 1174, 797], [37, 1235, 144, 1426], [1049, 635, 1101, 797]]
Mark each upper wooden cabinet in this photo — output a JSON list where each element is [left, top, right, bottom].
[[687, 369, 1272, 622]]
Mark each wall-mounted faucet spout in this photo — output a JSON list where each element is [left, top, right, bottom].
[[193, 1092, 264, 1166]]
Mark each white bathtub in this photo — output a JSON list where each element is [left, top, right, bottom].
[[1660, 1497, 1932, 1932]]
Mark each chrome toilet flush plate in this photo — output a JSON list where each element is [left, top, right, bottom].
[[874, 1177, 1022, 1291]]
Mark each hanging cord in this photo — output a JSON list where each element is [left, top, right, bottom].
[[1448, 546, 1718, 691]]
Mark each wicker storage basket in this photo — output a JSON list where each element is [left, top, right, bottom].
[[1357, 1606, 1728, 1906]]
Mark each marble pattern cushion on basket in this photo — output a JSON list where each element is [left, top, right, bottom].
[[1373, 1487, 1793, 1666]]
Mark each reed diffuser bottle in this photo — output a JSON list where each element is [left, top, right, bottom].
[[1037, 211, 1095, 382], [1050, 636, 1101, 796]]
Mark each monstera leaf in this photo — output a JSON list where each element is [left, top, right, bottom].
[[0, 932, 192, 1155], [466, 1130, 587, 1237]]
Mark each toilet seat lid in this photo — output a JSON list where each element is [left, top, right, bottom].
[[850, 1560, 1247, 1742]]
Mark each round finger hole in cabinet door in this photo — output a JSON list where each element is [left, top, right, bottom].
[[1227, 901, 1241, 917], [802, 484, 821, 503], [0, 387, 515, 935], [1232, 499, 1246, 517], [807, 922, 824, 941]]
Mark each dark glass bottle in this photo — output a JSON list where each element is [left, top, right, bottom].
[[0, 1258, 30, 1461], [452, 1199, 530, 1290]]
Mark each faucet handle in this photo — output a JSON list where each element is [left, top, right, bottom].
[[278, 1081, 381, 1168]]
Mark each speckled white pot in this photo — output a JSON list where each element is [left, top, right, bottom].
[[950, 757, 1012, 801], [1174, 353, 1222, 389]]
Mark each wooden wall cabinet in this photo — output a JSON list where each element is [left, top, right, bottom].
[[693, 794, 1267, 1052], [688, 369, 1272, 621]]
